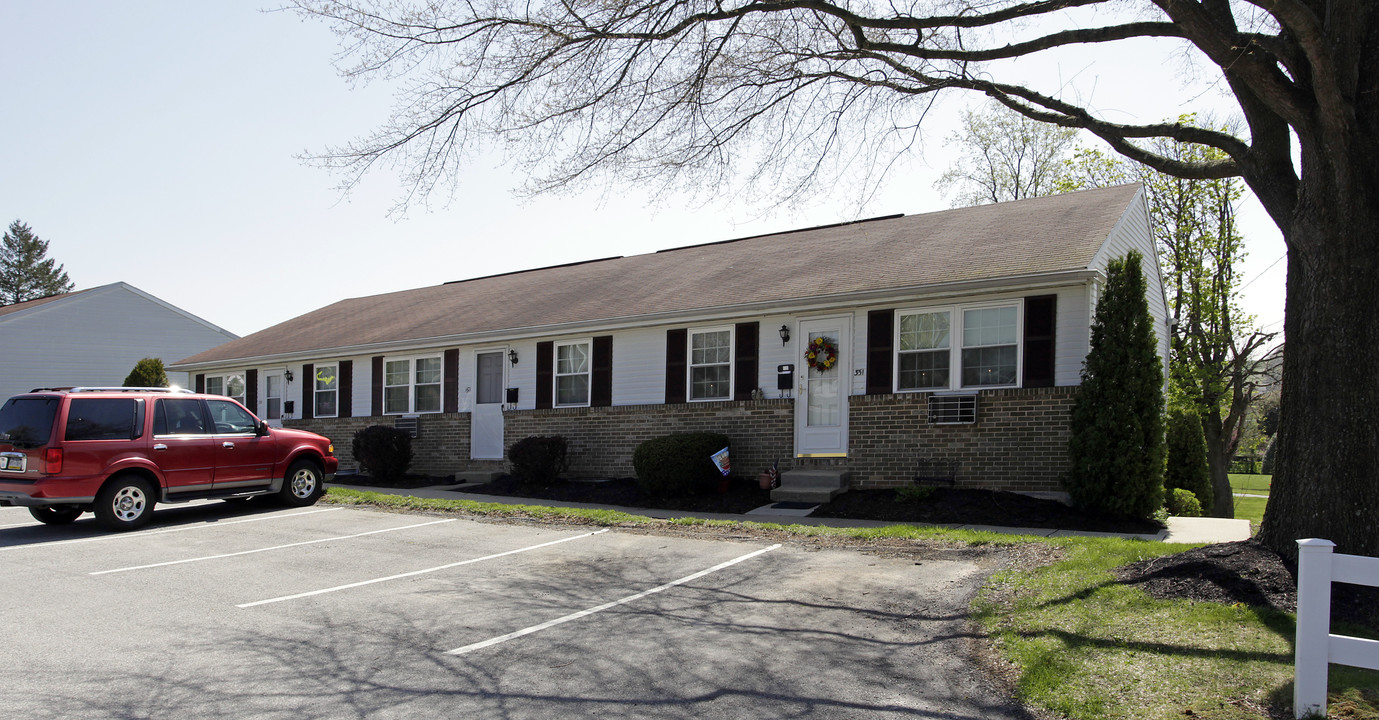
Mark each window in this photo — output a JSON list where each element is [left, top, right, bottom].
[[689, 329, 732, 400], [154, 399, 208, 435], [961, 306, 1018, 387], [897, 311, 950, 390], [384, 356, 442, 414], [555, 341, 590, 406], [206, 399, 259, 434], [204, 373, 246, 405], [896, 303, 1020, 392], [64, 399, 140, 441], [314, 364, 338, 418]]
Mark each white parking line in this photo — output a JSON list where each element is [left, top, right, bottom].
[[0, 521, 36, 529], [0, 508, 342, 553], [447, 543, 782, 656], [91, 518, 457, 575], [239, 528, 612, 608]]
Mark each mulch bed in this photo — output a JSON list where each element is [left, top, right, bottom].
[[452, 475, 775, 515], [1114, 539, 1379, 631], [812, 487, 1165, 534]]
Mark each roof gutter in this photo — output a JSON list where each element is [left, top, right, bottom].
[[169, 269, 1103, 371]]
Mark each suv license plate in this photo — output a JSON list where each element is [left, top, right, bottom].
[[1, 453, 25, 472]]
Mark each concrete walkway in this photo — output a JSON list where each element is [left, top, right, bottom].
[[331, 483, 1253, 544]]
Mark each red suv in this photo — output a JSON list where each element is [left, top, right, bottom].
[[0, 387, 338, 531]]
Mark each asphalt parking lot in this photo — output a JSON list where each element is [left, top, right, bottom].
[[0, 500, 1027, 719]]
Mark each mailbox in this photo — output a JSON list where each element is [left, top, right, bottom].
[[777, 364, 794, 391]]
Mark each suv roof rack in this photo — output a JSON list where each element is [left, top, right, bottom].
[[27, 386, 194, 394]]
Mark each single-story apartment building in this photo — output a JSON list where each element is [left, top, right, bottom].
[[170, 184, 1168, 495]]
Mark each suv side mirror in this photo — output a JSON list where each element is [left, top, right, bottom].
[[256, 421, 271, 437]]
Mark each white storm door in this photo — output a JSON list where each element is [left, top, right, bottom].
[[470, 351, 506, 459], [794, 316, 851, 457], [264, 372, 285, 427]]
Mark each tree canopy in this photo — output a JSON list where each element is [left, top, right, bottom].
[[936, 102, 1079, 206], [293, 0, 1379, 558], [1, 220, 74, 305]]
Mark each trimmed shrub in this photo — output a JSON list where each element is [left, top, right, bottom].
[[1165, 407, 1214, 514], [1166, 487, 1204, 517], [351, 425, 413, 483], [509, 435, 569, 487], [1064, 250, 1165, 519], [122, 358, 169, 388], [632, 432, 730, 497]]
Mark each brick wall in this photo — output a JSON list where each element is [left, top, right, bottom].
[[847, 386, 1075, 492], [290, 388, 1074, 491]]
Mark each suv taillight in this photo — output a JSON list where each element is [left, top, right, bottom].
[[43, 448, 63, 475]]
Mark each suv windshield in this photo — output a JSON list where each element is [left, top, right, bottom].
[[0, 397, 60, 447]]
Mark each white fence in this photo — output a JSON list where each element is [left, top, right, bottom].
[[1294, 539, 1379, 718]]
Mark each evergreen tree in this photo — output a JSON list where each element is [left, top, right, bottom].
[[1165, 407, 1213, 515], [1065, 250, 1165, 519], [1, 220, 74, 305], [123, 358, 170, 388]]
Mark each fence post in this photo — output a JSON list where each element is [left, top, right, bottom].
[[1295, 538, 1336, 719]]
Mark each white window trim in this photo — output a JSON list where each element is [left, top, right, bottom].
[[554, 339, 593, 408], [204, 372, 247, 405], [383, 354, 444, 415], [894, 300, 1023, 393], [687, 326, 735, 402], [313, 363, 340, 419]]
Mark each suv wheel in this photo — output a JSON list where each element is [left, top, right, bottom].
[[280, 460, 324, 507], [29, 506, 83, 525], [95, 476, 155, 531]]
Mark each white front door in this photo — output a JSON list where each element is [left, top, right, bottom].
[[470, 351, 506, 459], [794, 316, 851, 457], [264, 372, 285, 428]]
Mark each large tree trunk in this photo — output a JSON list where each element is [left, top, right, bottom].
[[1255, 165, 1379, 561], [1201, 418, 1235, 519]]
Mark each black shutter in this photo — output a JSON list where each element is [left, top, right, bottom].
[[371, 356, 384, 416], [866, 309, 895, 395], [195, 374, 205, 393], [339, 360, 353, 418], [733, 322, 759, 401], [302, 364, 314, 419], [245, 369, 258, 413], [536, 341, 554, 409], [592, 336, 613, 407], [665, 329, 687, 404], [443, 349, 460, 413], [1023, 295, 1058, 388]]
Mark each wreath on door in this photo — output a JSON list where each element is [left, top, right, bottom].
[[805, 336, 839, 373]]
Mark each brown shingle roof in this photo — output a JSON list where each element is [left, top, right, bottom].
[[175, 184, 1141, 366], [0, 287, 96, 318]]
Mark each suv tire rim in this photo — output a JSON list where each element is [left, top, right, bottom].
[[112, 486, 147, 521], [290, 468, 318, 498]]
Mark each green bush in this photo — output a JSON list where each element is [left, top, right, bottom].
[[1261, 439, 1277, 475], [122, 358, 169, 388], [509, 435, 569, 487], [896, 484, 936, 503], [1166, 487, 1204, 517], [631, 432, 730, 497], [1064, 250, 1165, 519], [351, 425, 413, 483], [1165, 407, 1213, 514]]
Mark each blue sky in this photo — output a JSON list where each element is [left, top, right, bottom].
[[2, 1, 1286, 341]]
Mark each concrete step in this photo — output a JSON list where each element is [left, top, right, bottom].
[[771, 468, 851, 503]]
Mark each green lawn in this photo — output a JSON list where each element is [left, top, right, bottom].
[[1227, 474, 1271, 528], [1229, 473, 1272, 496]]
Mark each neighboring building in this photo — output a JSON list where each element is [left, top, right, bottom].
[[170, 184, 1168, 494], [0, 282, 238, 400]]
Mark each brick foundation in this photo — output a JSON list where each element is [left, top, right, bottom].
[[290, 387, 1073, 492]]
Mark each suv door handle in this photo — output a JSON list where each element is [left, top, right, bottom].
[[222, 442, 235, 449], [153, 444, 167, 451]]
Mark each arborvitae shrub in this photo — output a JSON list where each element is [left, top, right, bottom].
[[1166, 487, 1204, 517], [509, 435, 569, 487], [1064, 250, 1165, 519], [1261, 439, 1277, 476], [631, 432, 730, 497], [351, 425, 413, 483], [122, 358, 169, 388], [1165, 407, 1214, 514]]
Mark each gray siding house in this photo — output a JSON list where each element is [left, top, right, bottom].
[[0, 282, 238, 399], [170, 185, 1168, 494]]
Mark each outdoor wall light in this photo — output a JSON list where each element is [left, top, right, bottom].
[[284, 369, 294, 382], [779, 325, 791, 345], [508, 349, 519, 366]]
